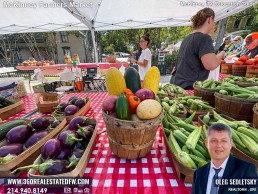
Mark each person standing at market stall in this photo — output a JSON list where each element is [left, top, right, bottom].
[[191, 123, 257, 194], [236, 32, 258, 59], [170, 8, 225, 90], [131, 33, 152, 81]]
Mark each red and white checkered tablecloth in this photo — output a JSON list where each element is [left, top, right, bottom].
[[82, 92, 192, 194], [3, 93, 38, 122], [0, 92, 192, 194]]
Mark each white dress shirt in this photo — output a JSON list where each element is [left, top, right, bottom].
[[206, 156, 229, 194]]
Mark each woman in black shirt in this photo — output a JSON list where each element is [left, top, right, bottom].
[[170, 8, 225, 90]]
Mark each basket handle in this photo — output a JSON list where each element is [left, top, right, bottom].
[[36, 93, 43, 105]]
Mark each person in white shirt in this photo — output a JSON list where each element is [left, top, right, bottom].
[[131, 33, 152, 81], [191, 123, 257, 194]]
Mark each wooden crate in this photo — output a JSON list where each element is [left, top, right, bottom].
[[163, 129, 195, 183], [0, 100, 24, 120], [53, 99, 91, 122], [0, 118, 67, 177], [28, 119, 98, 177]]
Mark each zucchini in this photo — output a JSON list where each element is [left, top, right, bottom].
[[0, 97, 14, 108], [0, 119, 27, 140], [124, 67, 141, 93], [115, 92, 131, 120]]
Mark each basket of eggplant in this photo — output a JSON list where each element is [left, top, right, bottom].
[[0, 117, 66, 177], [52, 96, 91, 122], [11, 115, 97, 177]]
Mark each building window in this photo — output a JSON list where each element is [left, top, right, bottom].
[[233, 18, 241, 29], [246, 17, 254, 27], [62, 47, 71, 57], [60, 31, 69, 42]]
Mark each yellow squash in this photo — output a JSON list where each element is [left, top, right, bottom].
[[143, 66, 160, 94], [106, 67, 126, 96]]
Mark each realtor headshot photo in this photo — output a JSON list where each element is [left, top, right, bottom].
[[191, 123, 257, 194]]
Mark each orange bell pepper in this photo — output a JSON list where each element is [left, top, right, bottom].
[[123, 88, 134, 99], [128, 95, 141, 114]]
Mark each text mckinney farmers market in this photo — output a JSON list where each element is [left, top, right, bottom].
[[2, 1, 93, 8]]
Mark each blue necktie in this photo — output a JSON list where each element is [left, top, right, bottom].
[[210, 167, 222, 194]]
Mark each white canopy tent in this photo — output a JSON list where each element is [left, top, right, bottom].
[[1, 0, 257, 62]]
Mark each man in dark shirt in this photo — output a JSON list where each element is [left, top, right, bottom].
[[170, 8, 225, 90]]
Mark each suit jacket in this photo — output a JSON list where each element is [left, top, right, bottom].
[[191, 155, 257, 194]]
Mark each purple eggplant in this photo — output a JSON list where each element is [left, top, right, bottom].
[[31, 118, 50, 131], [55, 148, 71, 160], [64, 105, 79, 116], [0, 143, 23, 157], [24, 130, 49, 150], [6, 125, 32, 143], [51, 116, 61, 128], [74, 98, 86, 108], [76, 124, 94, 139], [44, 160, 69, 175], [68, 149, 84, 168], [57, 102, 68, 112], [58, 130, 82, 147], [12, 159, 69, 175], [41, 139, 61, 159], [69, 97, 79, 105], [73, 141, 86, 150], [69, 115, 94, 131], [69, 96, 78, 102]]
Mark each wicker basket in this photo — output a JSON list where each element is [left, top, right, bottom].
[[162, 129, 195, 183], [246, 65, 258, 78], [236, 81, 258, 87], [193, 83, 216, 107], [102, 110, 164, 159], [253, 103, 258, 128], [232, 65, 247, 77], [215, 92, 257, 122], [36, 93, 60, 113], [220, 63, 233, 74]]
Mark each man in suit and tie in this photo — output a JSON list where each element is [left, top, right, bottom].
[[191, 123, 257, 194]]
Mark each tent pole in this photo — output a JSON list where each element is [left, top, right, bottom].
[[90, 28, 99, 66]]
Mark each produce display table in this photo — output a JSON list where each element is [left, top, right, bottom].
[[0, 92, 192, 194], [16, 63, 128, 72]]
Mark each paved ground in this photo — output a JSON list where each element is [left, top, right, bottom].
[[23, 75, 172, 93]]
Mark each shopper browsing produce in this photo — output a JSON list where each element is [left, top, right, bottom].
[[170, 8, 225, 90]]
